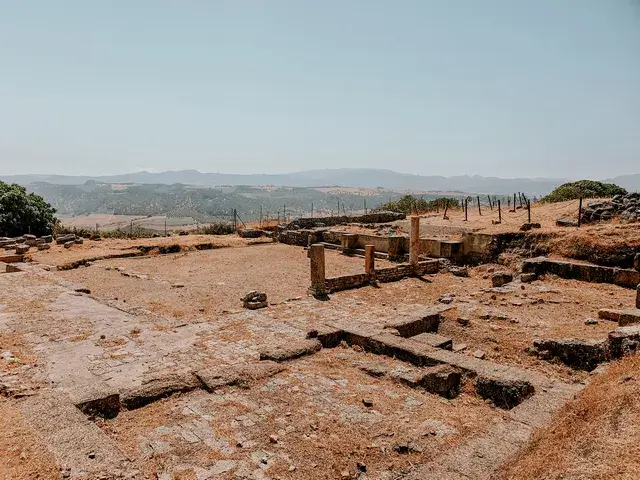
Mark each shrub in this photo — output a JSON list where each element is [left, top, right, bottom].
[[540, 180, 627, 204], [374, 194, 461, 214]]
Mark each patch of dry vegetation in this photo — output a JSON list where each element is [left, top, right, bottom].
[[500, 356, 640, 480], [541, 222, 640, 266]]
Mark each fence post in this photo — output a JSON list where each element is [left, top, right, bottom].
[[498, 199, 502, 223], [488, 195, 493, 210], [578, 197, 583, 227], [477, 196, 482, 216], [464, 199, 468, 221], [527, 200, 531, 223]]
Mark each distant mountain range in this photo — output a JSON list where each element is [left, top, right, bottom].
[[1, 168, 639, 195]]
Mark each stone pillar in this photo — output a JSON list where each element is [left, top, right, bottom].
[[409, 216, 420, 266], [309, 244, 327, 297], [636, 284, 640, 310], [365, 245, 375, 276], [341, 234, 358, 253]]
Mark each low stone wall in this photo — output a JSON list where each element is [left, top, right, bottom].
[[523, 257, 640, 289], [288, 211, 405, 229], [325, 260, 440, 293], [325, 273, 369, 292], [277, 229, 324, 246]]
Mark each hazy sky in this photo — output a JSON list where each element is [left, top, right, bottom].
[[1, 1, 639, 178]]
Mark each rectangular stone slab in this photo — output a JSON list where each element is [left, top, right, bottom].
[[411, 332, 453, 350], [618, 309, 640, 326]]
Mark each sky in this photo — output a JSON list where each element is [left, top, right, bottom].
[[1, 1, 639, 179]]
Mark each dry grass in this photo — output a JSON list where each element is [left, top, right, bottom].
[[499, 356, 640, 480], [0, 399, 61, 480]]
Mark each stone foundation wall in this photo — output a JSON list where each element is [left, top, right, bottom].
[[325, 273, 369, 292], [325, 260, 439, 293], [523, 257, 640, 289], [288, 211, 405, 229]]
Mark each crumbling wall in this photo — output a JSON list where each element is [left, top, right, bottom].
[[523, 257, 640, 289], [288, 211, 405, 229]]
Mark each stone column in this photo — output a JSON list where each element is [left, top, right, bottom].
[[409, 216, 420, 266], [636, 284, 640, 310], [365, 245, 375, 276], [309, 244, 327, 297]]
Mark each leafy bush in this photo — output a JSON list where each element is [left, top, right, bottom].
[[0, 181, 57, 237], [374, 194, 461, 214], [540, 180, 627, 204]]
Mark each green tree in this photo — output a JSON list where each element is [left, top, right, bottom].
[[0, 181, 58, 237]]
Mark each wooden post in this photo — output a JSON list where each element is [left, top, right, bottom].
[[488, 195, 493, 210], [283, 204, 286, 222], [464, 199, 468, 221], [513, 193, 516, 211], [477, 196, 482, 216], [498, 199, 502, 223], [578, 197, 583, 227], [527, 200, 531, 223], [410, 216, 420, 266], [311, 202, 314, 218], [442, 199, 449, 219], [364, 199, 367, 215], [164, 220, 167, 236]]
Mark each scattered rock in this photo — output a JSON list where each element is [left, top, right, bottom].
[[15, 244, 29, 254], [242, 290, 268, 309], [520, 273, 537, 283], [362, 398, 373, 408], [450, 266, 469, 277], [452, 343, 468, 352], [393, 442, 423, 454], [63, 241, 74, 249], [456, 317, 470, 327], [472, 350, 486, 359], [492, 272, 513, 288], [584, 318, 598, 325]]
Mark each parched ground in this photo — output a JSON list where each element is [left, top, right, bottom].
[[499, 355, 640, 480], [1, 238, 638, 479], [55, 243, 394, 317]]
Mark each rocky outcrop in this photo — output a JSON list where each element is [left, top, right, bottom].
[[581, 193, 640, 223]]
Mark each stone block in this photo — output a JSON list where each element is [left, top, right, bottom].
[[598, 309, 622, 321], [196, 361, 285, 390], [532, 338, 608, 371], [411, 332, 453, 350], [609, 325, 640, 358], [37, 243, 51, 250], [15, 244, 29, 254], [63, 241, 74, 249], [619, 309, 640, 326], [420, 364, 461, 398], [121, 372, 202, 410], [258, 338, 322, 362], [56, 234, 76, 244], [492, 272, 513, 287], [475, 376, 534, 409]]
